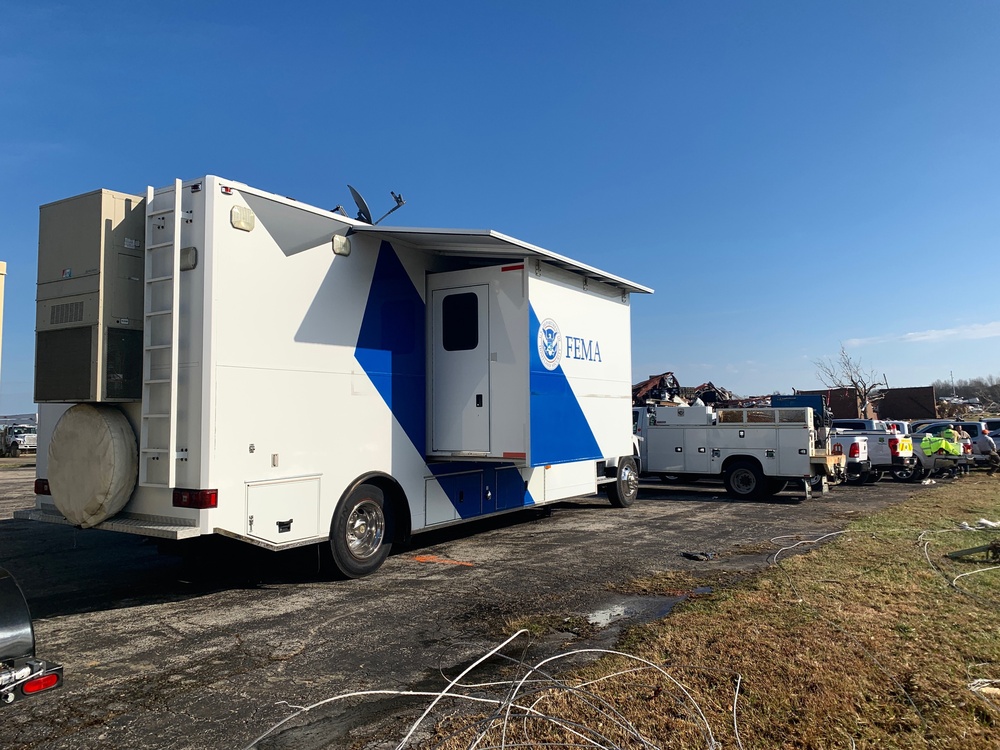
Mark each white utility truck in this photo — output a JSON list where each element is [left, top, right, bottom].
[[0, 425, 36, 457], [632, 404, 844, 499], [19, 177, 651, 577]]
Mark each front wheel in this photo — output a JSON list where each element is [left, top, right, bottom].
[[9, 444, 19, 459], [606, 456, 639, 508], [329, 483, 391, 578], [723, 460, 765, 500]]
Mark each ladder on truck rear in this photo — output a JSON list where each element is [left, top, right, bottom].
[[139, 179, 183, 488]]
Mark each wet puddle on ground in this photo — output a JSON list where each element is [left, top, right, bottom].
[[585, 587, 714, 628]]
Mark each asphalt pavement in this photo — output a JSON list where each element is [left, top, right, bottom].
[[0, 468, 928, 750]]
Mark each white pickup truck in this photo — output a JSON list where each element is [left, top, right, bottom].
[[828, 432, 871, 485], [830, 419, 918, 482], [633, 404, 845, 500]]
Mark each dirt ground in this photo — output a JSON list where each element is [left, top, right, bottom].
[[0, 464, 940, 749]]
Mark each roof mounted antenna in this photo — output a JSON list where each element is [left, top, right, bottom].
[[346, 185, 406, 225]]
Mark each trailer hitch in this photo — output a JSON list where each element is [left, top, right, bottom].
[[0, 567, 62, 704]]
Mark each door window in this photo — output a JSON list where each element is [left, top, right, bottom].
[[442, 292, 479, 351]]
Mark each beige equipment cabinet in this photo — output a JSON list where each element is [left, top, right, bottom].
[[35, 189, 145, 402]]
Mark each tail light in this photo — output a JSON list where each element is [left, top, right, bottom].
[[34, 479, 50, 496], [172, 489, 218, 509], [832, 443, 843, 455], [22, 672, 61, 695], [849, 443, 860, 458], [889, 438, 899, 456], [964, 443, 972, 454]]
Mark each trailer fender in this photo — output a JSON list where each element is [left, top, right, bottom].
[[47, 404, 138, 528]]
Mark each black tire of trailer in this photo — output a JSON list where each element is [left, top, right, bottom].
[[606, 456, 639, 508], [329, 483, 393, 579], [722, 459, 766, 500], [891, 465, 925, 483]]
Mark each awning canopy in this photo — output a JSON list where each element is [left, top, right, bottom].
[[349, 225, 653, 295]]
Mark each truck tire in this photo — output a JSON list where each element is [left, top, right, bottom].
[[891, 465, 924, 482], [844, 469, 869, 486], [9, 444, 19, 459], [606, 456, 639, 508], [329, 483, 391, 578], [723, 460, 765, 500], [864, 469, 883, 484], [48, 404, 138, 528]]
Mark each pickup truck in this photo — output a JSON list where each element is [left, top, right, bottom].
[[907, 424, 969, 479], [829, 433, 871, 485], [830, 420, 917, 482]]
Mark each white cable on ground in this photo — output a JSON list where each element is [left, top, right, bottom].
[[503, 648, 717, 750], [952, 566, 1000, 586], [732, 674, 744, 750], [396, 629, 529, 750]]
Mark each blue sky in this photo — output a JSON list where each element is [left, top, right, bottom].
[[1, 1, 998, 412]]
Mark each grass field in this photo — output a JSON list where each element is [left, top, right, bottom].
[[427, 474, 1000, 749]]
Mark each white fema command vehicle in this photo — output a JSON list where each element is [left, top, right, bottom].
[[632, 404, 845, 499], [19, 177, 652, 577]]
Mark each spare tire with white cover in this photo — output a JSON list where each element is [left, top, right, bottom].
[[48, 404, 138, 528]]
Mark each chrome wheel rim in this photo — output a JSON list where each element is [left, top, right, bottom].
[[346, 499, 385, 560], [621, 463, 639, 497]]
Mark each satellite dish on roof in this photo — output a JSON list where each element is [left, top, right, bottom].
[[347, 185, 373, 224], [346, 185, 406, 225]]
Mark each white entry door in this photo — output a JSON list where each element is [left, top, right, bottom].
[[431, 285, 490, 453]]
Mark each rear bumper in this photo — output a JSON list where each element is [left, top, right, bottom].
[[1, 659, 63, 705], [846, 460, 872, 474], [13, 504, 201, 540]]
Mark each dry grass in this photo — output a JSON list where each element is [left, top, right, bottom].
[[424, 475, 1000, 749]]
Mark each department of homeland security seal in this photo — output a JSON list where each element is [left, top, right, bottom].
[[537, 318, 562, 371]]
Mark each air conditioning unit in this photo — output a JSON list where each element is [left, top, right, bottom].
[[35, 189, 145, 402]]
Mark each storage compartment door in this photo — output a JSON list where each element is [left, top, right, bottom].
[[246, 476, 321, 544], [430, 286, 490, 453]]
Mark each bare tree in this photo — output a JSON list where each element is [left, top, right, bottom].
[[814, 345, 887, 415]]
